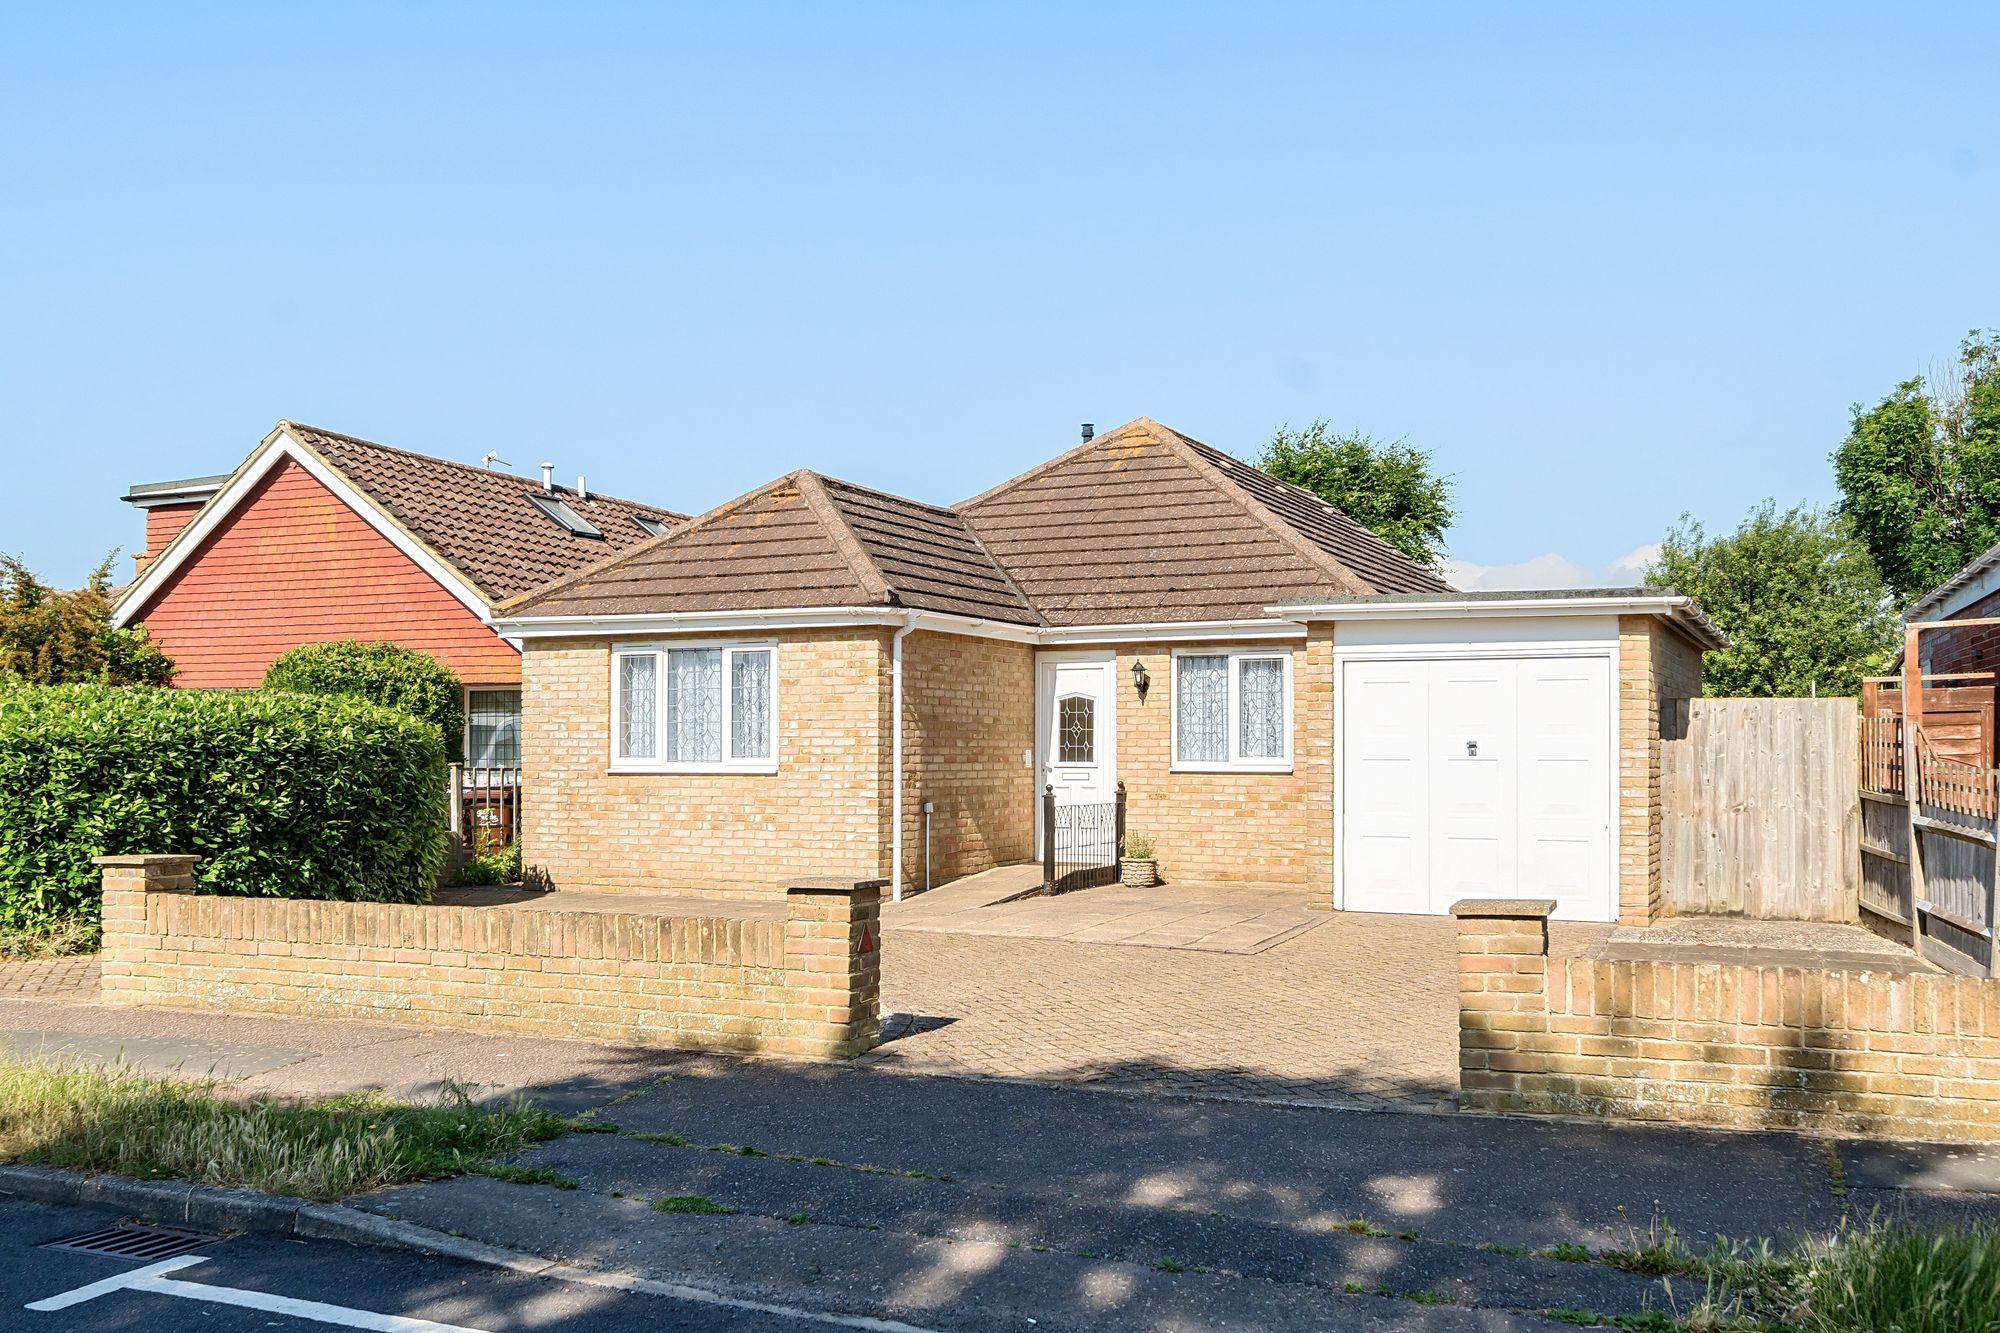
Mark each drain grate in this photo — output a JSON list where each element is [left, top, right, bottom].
[[43, 1223, 220, 1261]]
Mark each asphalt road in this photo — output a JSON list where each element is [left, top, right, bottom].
[[1, 1196, 923, 1333]]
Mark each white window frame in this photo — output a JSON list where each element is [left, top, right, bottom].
[[609, 640, 779, 774], [1169, 647, 1294, 773]]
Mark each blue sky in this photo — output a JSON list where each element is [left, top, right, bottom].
[[3, 3, 1996, 590]]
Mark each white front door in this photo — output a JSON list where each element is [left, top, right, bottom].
[[1340, 654, 1614, 922], [1036, 653, 1118, 809]]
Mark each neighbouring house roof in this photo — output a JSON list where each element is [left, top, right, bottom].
[[955, 418, 1452, 624], [119, 474, 230, 508], [1906, 538, 2000, 623], [286, 425, 685, 602], [503, 471, 1043, 625], [116, 422, 686, 622]]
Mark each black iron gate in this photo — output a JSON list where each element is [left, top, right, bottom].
[[1040, 781, 1126, 894]]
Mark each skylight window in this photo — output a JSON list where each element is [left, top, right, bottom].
[[633, 515, 670, 539], [528, 492, 603, 539]]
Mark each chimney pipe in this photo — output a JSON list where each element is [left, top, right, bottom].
[[540, 462, 554, 492], [577, 474, 588, 500], [1081, 423, 1094, 442]]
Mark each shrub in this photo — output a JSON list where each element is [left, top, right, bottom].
[[263, 641, 463, 761], [0, 683, 445, 931], [455, 840, 522, 887]]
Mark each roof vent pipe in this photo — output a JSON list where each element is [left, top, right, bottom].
[[540, 462, 554, 492], [1081, 423, 1094, 442], [577, 474, 588, 500]]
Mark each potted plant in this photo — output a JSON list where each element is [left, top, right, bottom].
[[1120, 834, 1159, 888]]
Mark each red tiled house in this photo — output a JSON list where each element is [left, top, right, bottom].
[[113, 421, 682, 769], [1880, 541, 2000, 766], [496, 419, 1721, 925]]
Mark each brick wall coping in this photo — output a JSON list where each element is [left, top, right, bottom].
[[787, 877, 890, 898], [91, 855, 199, 871], [1450, 898, 1555, 919]]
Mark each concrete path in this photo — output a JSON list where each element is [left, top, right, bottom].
[[888, 869, 1328, 953]]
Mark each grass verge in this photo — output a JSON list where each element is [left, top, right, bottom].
[[0, 1057, 564, 1201], [0, 918, 99, 960]]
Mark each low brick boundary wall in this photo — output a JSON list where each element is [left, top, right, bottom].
[[96, 856, 883, 1059], [1454, 897, 2000, 1140]]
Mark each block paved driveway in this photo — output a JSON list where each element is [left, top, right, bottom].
[[869, 906, 1489, 1111]]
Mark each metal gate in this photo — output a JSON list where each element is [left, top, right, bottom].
[[1040, 782, 1126, 894]]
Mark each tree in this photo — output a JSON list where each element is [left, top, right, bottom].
[[1651, 503, 1897, 697], [0, 556, 175, 687], [1257, 421, 1454, 570], [1834, 330, 2000, 603]]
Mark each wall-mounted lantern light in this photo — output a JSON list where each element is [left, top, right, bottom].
[[1131, 659, 1151, 699]]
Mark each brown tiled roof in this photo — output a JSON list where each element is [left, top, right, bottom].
[[955, 419, 1452, 624], [504, 472, 1041, 624], [284, 423, 684, 603], [813, 476, 1041, 624]]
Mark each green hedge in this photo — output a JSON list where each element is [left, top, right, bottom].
[[263, 642, 464, 762], [0, 684, 446, 931]]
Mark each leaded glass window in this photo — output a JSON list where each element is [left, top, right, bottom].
[[616, 655, 658, 760], [1173, 650, 1291, 770], [1239, 658, 1285, 759], [613, 643, 776, 770], [1175, 655, 1228, 764], [730, 649, 773, 760], [1056, 695, 1095, 763], [666, 647, 723, 763]]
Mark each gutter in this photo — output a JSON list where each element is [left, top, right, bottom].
[[889, 609, 919, 903]]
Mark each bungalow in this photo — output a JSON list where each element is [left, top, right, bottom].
[[494, 418, 1721, 924], [112, 420, 682, 769]]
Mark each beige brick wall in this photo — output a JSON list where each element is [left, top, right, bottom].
[[1618, 617, 1706, 925], [898, 631, 1036, 893], [1457, 902, 2000, 1141], [1109, 630, 1333, 896], [96, 856, 882, 1060], [520, 630, 893, 898]]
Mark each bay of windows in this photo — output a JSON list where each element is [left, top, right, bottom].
[[612, 642, 776, 771], [1172, 649, 1292, 771]]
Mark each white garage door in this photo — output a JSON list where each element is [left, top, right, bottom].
[[1340, 655, 1614, 922]]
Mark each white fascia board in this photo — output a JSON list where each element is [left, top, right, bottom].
[[1269, 595, 1683, 620], [1036, 618, 1307, 645], [112, 426, 497, 630], [1270, 594, 1727, 650], [1915, 558, 2000, 623]]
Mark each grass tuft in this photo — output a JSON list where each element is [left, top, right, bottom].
[[0, 1059, 563, 1201], [652, 1194, 733, 1215]]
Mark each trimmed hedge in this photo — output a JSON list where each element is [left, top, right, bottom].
[[0, 684, 446, 931], [263, 642, 464, 762]]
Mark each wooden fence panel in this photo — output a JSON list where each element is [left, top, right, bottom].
[[1663, 697, 1860, 920], [1859, 792, 1913, 931]]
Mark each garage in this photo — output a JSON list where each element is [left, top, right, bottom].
[[1337, 640, 1618, 923]]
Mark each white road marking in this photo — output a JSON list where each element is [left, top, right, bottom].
[[26, 1254, 493, 1331], [27, 1251, 947, 1333]]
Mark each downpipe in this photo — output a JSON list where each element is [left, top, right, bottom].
[[890, 610, 918, 902]]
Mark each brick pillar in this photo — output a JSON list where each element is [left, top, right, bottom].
[[781, 877, 886, 1059], [1451, 898, 1554, 1112], [92, 854, 196, 1007]]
